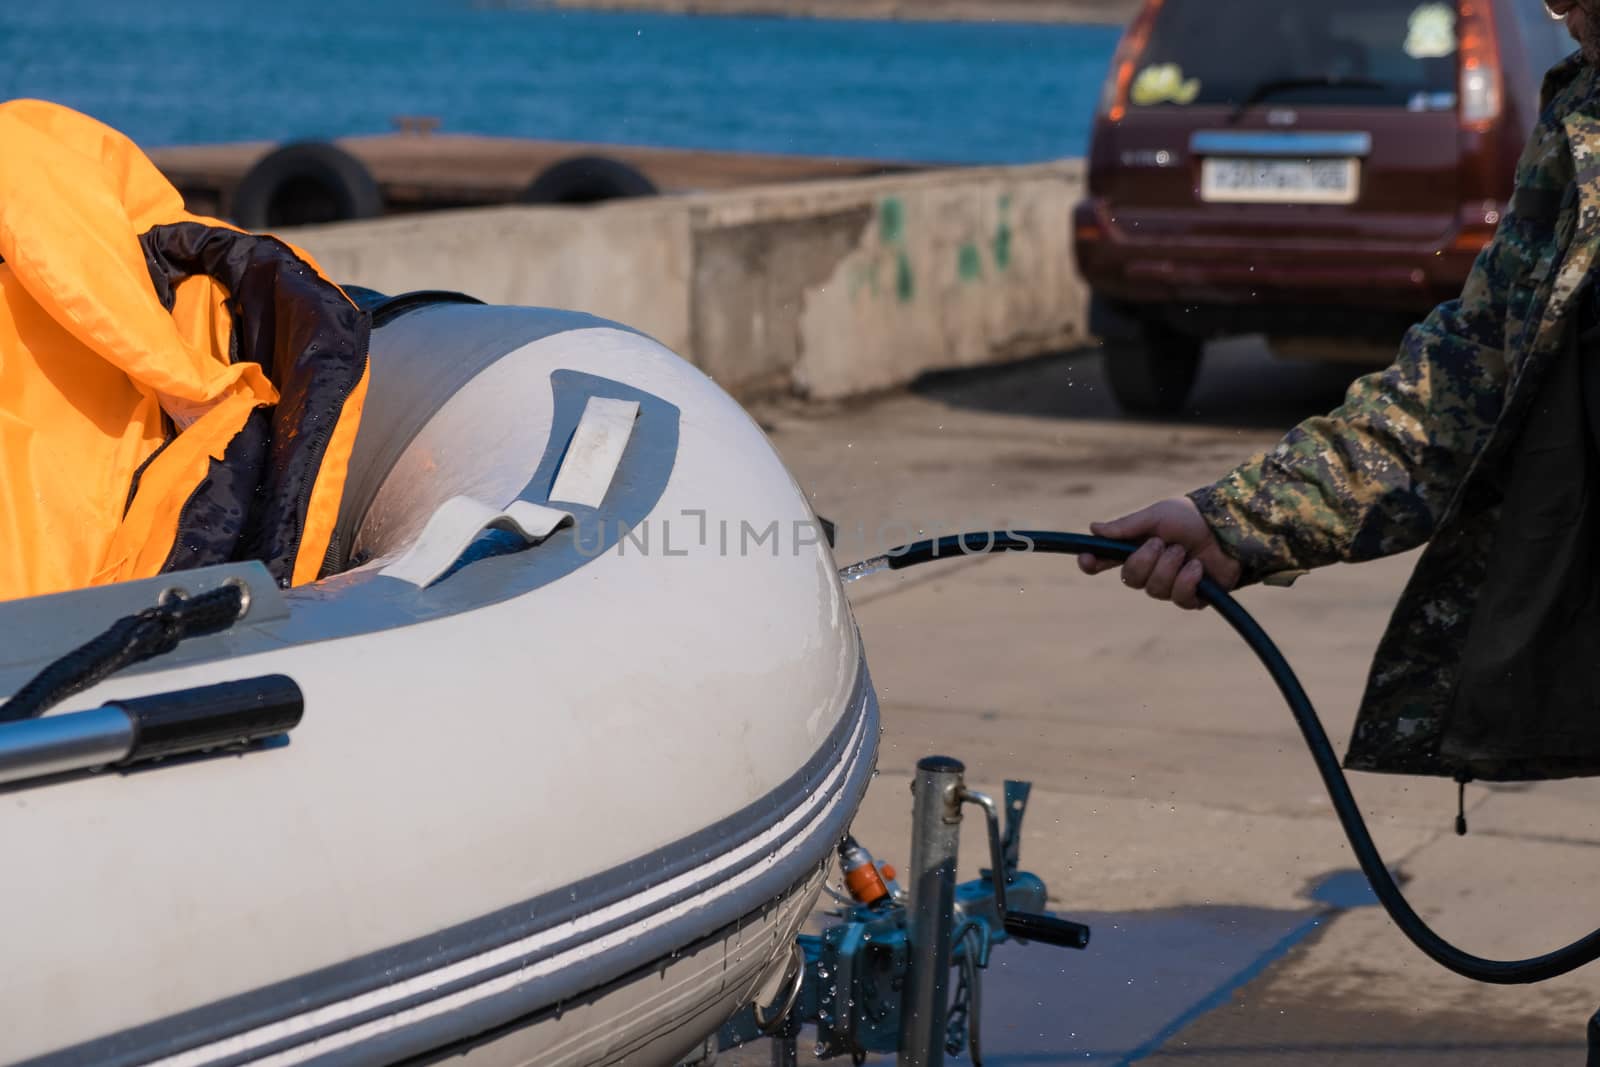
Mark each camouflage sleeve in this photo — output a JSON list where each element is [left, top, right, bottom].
[[1187, 241, 1517, 586], [1183, 53, 1595, 586]]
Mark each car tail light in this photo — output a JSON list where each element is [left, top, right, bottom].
[[1100, 0, 1166, 123], [1074, 203, 1105, 244], [1457, 0, 1504, 131]]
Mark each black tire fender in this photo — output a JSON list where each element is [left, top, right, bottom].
[[232, 141, 383, 229], [518, 155, 659, 205]]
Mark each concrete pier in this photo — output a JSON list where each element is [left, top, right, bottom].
[[285, 159, 1089, 401]]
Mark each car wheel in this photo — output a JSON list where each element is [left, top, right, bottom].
[[232, 142, 383, 230], [1103, 324, 1203, 416]]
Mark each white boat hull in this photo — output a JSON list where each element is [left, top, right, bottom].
[[428, 838, 827, 1067], [0, 300, 877, 1066]]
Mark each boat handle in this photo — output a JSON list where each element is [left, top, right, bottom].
[[961, 787, 1091, 951], [753, 941, 807, 1035], [380, 496, 571, 588]]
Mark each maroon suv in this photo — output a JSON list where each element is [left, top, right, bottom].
[[1074, 0, 1575, 414]]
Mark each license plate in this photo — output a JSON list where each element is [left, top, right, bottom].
[[1199, 157, 1360, 205]]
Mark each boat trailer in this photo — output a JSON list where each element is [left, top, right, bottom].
[[694, 755, 1090, 1066]]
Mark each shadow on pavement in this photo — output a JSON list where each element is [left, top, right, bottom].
[[911, 338, 1374, 434], [767, 892, 1587, 1066]]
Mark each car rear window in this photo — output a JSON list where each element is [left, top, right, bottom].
[[1130, 0, 1459, 111]]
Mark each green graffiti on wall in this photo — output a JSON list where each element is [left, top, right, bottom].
[[874, 197, 915, 303], [958, 243, 983, 282], [993, 194, 1013, 271], [896, 252, 916, 303], [879, 197, 905, 244]]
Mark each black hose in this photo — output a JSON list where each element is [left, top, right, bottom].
[[872, 531, 1600, 985]]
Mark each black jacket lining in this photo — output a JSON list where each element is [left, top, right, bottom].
[[138, 223, 371, 586]]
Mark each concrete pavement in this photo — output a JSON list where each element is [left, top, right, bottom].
[[750, 339, 1600, 1063]]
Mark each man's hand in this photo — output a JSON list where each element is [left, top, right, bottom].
[[1077, 497, 1242, 610]]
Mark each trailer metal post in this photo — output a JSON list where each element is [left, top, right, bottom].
[[771, 1029, 797, 1067], [900, 755, 966, 1066]]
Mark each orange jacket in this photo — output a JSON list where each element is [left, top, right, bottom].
[[0, 100, 369, 600]]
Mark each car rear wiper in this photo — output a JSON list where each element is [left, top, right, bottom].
[[1227, 76, 1388, 123]]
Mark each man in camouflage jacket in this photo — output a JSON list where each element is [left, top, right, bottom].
[[1082, 7, 1600, 782]]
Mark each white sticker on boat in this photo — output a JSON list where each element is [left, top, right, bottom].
[[380, 496, 571, 588], [1404, 3, 1457, 59], [548, 396, 641, 508]]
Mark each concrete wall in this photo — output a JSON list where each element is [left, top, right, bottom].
[[286, 160, 1089, 401]]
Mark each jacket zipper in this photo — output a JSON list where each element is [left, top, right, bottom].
[[124, 416, 177, 518]]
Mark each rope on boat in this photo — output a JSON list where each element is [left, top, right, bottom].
[[0, 581, 247, 724]]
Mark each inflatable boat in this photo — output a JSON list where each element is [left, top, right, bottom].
[[0, 292, 878, 1066]]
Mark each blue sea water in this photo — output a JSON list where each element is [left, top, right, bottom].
[[0, 1, 1119, 163]]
